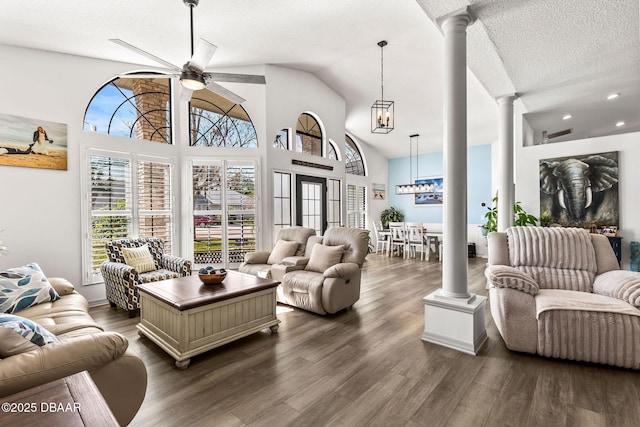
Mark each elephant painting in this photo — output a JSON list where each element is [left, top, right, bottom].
[[540, 151, 618, 228]]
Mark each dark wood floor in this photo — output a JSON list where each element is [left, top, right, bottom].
[[90, 254, 640, 427]]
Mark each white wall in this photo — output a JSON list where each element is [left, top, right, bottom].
[[514, 102, 640, 268], [0, 46, 389, 304]]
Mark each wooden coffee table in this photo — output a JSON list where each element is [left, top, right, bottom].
[[137, 271, 280, 369]]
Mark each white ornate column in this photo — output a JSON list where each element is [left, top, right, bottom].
[[422, 7, 488, 355], [496, 95, 517, 232]]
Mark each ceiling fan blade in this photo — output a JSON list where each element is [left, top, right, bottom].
[[110, 39, 182, 72], [205, 81, 246, 104], [115, 73, 179, 79], [205, 72, 266, 85], [180, 86, 194, 103], [189, 38, 217, 72]]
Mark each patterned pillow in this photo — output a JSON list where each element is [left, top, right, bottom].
[[122, 244, 156, 273], [0, 263, 61, 313], [0, 313, 59, 357]]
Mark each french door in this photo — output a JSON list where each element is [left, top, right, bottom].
[[296, 175, 327, 235], [191, 160, 257, 268]]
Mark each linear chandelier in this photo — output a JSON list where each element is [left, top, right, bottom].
[[371, 40, 394, 133], [395, 134, 430, 194]]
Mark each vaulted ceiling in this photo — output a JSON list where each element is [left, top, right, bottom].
[[0, 0, 637, 158]]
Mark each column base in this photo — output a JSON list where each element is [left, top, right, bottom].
[[421, 289, 488, 355]]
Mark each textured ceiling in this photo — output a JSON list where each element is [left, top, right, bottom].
[[0, 0, 637, 157]]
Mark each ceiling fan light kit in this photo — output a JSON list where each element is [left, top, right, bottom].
[[371, 40, 394, 134], [180, 67, 206, 90]]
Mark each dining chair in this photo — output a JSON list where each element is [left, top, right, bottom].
[[422, 223, 442, 261], [372, 220, 390, 254], [388, 222, 406, 258], [405, 222, 425, 260]]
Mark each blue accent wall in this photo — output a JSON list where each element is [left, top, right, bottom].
[[388, 144, 491, 224]]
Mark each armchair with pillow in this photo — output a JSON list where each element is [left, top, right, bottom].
[[277, 227, 369, 315], [101, 237, 191, 317], [0, 263, 147, 426], [238, 227, 318, 279]]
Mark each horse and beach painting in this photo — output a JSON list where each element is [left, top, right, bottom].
[[0, 113, 67, 170]]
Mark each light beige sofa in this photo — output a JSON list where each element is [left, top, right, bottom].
[[0, 278, 147, 426], [486, 226, 640, 369], [238, 226, 320, 279]]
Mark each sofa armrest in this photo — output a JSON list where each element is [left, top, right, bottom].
[[271, 263, 304, 282], [485, 265, 539, 296], [282, 256, 309, 267], [594, 270, 640, 308], [324, 263, 360, 280], [161, 255, 192, 276], [48, 277, 75, 296], [244, 251, 271, 264], [0, 332, 129, 397], [101, 261, 138, 278]]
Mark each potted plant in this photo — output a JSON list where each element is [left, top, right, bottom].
[[539, 210, 552, 227], [481, 197, 538, 236], [380, 206, 404, 229]]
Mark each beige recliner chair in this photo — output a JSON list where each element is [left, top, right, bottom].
[[486, 226, 640, 369], [276, 227, 369, 315], [238, 227, 318, 279]]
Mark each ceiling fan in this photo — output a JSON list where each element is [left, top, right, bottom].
[[110, 0, 265, 104]]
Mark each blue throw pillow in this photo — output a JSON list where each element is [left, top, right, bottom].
[[0, 263, 61, 313], [0, 313, 59, 357]]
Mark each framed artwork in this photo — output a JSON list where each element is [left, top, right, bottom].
[[372, 183, 386, 200], [540, 151, 618, 228], [0, 113, 67, 171], [414, 176, 443, 206]]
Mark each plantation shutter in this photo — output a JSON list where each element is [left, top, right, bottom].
[[89, 155, 132, 279], [138, 160, 173, 254], [347, 184, 366, 229]]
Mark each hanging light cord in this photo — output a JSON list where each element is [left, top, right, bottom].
[[380, 43, 384, 101]]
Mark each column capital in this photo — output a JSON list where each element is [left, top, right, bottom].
[[437, 6, 476, 31], [495, 93, 519, 105], [495, 93, 520, 105]]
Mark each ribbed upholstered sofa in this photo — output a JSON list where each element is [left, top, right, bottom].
[[486, 226, 640, 369]]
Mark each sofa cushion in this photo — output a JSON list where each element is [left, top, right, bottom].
[[593, 270, 640, 308], [239, 263, 272, 279], [138, 269, 180, 283], [0, 263, 60, 313], [535, 289, 640, 319], [0, 313, 59, 357], [267, 240, 300, 265], [122, 244, 156, 273], [305, 245, 344, 273]]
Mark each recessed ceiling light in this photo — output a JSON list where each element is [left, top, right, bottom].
[[562, 114, 572, 120], [607, 93, 620, 100], [616, 121, 625, 127]]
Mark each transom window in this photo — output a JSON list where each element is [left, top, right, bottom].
[[345, 135, 366, 176], [295, 113, 322, 156], [189, 89, 257, 147], [273, 129, 290, 150], [84, 75, 172, 144], [327, 140, 339, 160]]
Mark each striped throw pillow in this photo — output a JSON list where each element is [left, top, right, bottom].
[[122, 244, 156, 273]]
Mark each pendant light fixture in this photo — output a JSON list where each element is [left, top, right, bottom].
[[371, 40, 394, 134], [395, 134, 428, 194]]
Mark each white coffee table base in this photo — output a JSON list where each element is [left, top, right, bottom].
[[137, 287, 279, 369]]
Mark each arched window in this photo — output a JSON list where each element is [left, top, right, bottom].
[[345, 135, 366, 176], [190, 89, 257, 147], [327, 140, 339, 160], [84, 75, 172, 144], [295, 113, 322, 156]]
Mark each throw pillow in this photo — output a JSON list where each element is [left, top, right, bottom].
[[305, 244, 345, 273], [0, 263, 61, 313], [122, 244, 156, 273], [267, 240, 300, 265], [0, 313, 59, 357]]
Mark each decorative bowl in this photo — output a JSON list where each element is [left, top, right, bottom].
[[198, 271, 227, 285]]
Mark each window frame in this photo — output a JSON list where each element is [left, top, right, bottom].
[[81, 147, 176, 285]]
